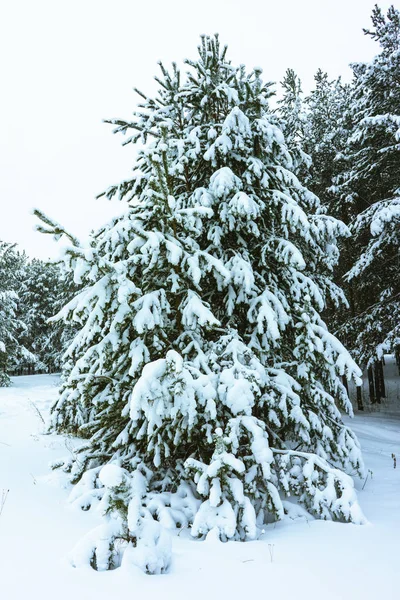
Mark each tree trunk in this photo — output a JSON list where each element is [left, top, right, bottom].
[[374, 361, 382, 404], [342, 375, 349, 395], [378, 359, 386, 399], [395, 345, 400, 376], [356, 386, 364, 411], [368, 365, 376, 404]]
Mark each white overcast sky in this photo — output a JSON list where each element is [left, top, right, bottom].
[[1, 0, 393, 259]]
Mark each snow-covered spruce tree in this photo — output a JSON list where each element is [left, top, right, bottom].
[[37, 36, 365, 574], [17, 258, 76, 373], [276, 68, 310, 177], [0, 243, 19, 385], [334, 5, 400, 367], [304, 70, 352, 213], [0, 242, 34, 385]]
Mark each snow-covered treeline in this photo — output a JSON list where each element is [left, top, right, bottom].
[[0, 245, 76, 384], [276, 5, 400, 389]]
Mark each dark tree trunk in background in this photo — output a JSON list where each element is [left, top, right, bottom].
[[374, 361, 382, 404], [368, 365, 376, 404], [342, 375, 349, 395], [356, 386, 364, 410], [395, 345, 400, 375], [378, 359, 386, 398]]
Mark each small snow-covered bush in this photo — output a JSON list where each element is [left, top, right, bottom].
[[70, 465, 173, 574]]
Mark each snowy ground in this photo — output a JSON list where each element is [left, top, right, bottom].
[[0, 361, 399, 600]]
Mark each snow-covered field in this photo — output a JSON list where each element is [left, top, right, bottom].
[[1, 362, 399, 600]]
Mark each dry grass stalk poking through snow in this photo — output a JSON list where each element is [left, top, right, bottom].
[[0, 488, 9, 517]]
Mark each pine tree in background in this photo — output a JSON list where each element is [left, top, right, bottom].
[[277, 70, 353, 346], [36, 35, 365, 574], [334, 5, 400, 370], [304, 70, 352, 214], [276, 68, 310, 176], [17, 259, 76, 373], [0, 242, 32, 385]]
